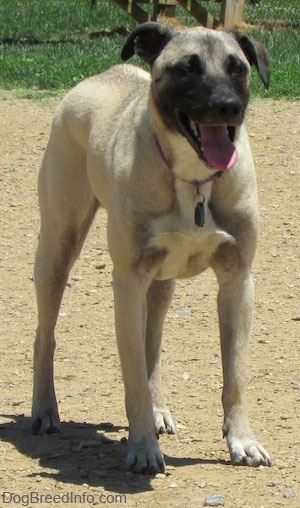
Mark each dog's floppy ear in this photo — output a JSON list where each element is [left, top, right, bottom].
[[121, 22, 174, 65], [229, 32, 270, 89]]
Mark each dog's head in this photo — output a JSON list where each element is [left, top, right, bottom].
[[122, 23, 270, 171]]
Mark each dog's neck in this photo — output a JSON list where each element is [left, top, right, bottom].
[[154, 134, 222, 228], [154, 134, 222, 189]]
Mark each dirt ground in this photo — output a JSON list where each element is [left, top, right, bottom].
[[0, 97, 299, 508]]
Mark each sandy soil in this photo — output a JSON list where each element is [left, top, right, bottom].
[[0, 97, 299, 508]]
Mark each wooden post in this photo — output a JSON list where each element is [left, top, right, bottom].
[[220, 0, 245, 28]]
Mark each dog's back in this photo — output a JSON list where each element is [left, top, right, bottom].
[[53, 64, 151, 146]]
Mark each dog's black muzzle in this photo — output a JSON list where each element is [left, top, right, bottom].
[[192, 87, 245, 127]]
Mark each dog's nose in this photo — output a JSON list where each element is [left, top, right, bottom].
[[214, 96, 241, 120]]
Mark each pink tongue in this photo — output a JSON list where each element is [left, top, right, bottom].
[[199, 125, 238, 171]]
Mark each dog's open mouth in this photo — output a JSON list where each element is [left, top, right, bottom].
[[177, 112, 238, 171]]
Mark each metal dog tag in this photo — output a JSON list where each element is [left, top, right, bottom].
[[195, 201, 205, 227], [195, 192, 205, 227]]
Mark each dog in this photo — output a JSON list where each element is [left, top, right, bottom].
[[32, 22, 271, 474]]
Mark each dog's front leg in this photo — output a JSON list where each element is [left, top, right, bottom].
[[112, 269, 165, 474], [215, 267, 271, 467]]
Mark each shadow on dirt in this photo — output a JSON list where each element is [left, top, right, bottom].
[[0, 414, 228, 494]]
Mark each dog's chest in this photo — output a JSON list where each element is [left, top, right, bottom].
[[139, 189, 232, 280]]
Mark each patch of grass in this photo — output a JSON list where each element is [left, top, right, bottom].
[[0, 37, 125, 90], [0, 0, 135, 41], [0, 0, 299, 99], [249, 27, 300, 99], [0, 0, 130, 92], [175, 0, 300, 26], [245, 0, 300, 25]]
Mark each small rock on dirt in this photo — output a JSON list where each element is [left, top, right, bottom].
[[292, 314, 300, 321], [284, 490, 296, 499], [204, 494, 225, 506]]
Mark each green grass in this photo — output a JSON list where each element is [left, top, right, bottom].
[[0, 0, 135, 41], [0, 0, 299, 99], [1, 38, 125, 90]]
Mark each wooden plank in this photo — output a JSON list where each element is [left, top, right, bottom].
[[112, 1, 177, 23], [220, 0, 245, 28], [110, 1, 244, 28], [113, 0, 150, 23], [176, 0, 217, 28]]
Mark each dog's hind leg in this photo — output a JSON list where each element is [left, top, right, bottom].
[[146, 279, 176, 435], [32, 141, 99, 435]]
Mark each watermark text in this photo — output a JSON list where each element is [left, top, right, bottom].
[[1, 491, 126, 506]]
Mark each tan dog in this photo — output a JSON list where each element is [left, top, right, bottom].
[[32, 22, 271, 474]]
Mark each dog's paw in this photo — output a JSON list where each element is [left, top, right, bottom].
[[31, 409, 62, 435], [126, 439, 165, 474], [228, 436, 272, 467], [153, 406, 176, 435]]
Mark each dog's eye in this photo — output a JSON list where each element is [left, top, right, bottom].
[[187, 54, 203, 76], [227, 55, 247, 77], [175, 54, 203, 77]]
